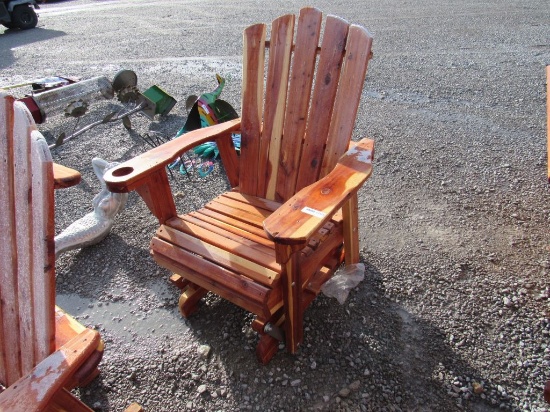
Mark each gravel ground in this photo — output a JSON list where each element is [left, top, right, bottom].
[[2, 0, 550, 411]]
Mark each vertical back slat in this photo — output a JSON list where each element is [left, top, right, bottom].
[[258, 14, 295, 199], [295, 16, 349, 192], [319, 25, 373, 177], [239, 23, 267, 196], [0, 95, 56, 387], [273, 7, 322, 201], [0, 93, 21, 386], [30, 128, 56, 363], [13, 102, 36, 376]]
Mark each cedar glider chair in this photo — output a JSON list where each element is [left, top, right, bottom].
[[0, 93, 105, 411], [104, 7, 374, 363]]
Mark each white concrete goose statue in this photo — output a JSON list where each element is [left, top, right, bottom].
[[55, 158, 128, 257]]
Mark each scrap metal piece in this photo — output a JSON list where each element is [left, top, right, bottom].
[[112, 69, 138, 94], [31, 76, 79, 93], [64, 100, 88, 117], [50, 101, 146, 149], [116, 85, 140, 104], [30, 76, 113, 122], [143, 85, 176, 120]]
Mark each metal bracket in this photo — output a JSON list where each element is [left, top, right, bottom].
[[264, 323, 285, 342]]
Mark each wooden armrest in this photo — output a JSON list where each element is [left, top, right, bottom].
[[53, 163, 81, 189], [0, 329, 100, 412], [264, 138, 374, 245], [104, 118, 241, 193]]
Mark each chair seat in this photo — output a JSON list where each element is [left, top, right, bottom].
[[150, 191, 345, 320]]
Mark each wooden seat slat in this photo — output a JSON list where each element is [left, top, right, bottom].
[[151, 239, 272, 317], [319, 25, 373, 177], [14, 104, 36, 375], [190, 209, 274, 247], [295, 15, 349, 191], [156, 224, 280, 286], [274, 7, 323, 201], [165, 216, 280, 272], [222, 191, 282, 213], [239, 22, 266, 195], [205, 200, 267, 228], [208, 195, 273, 221], [259, 13, 295, 199], [191, 209, 275, 249]]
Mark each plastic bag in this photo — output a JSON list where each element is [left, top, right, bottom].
[[321, 263, 365, 304]]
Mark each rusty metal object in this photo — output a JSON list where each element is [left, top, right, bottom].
[[34, 76, 113, 117]]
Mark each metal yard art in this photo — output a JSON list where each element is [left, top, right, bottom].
[[10, 70, 177, 149], [168, 74, 240, 178]]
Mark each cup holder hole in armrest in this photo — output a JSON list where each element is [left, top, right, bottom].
[[111, 166, 134, 177]]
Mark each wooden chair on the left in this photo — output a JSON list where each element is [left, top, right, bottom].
[[0, 92, 107, 411]]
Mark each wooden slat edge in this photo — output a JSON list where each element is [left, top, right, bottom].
[[239, 23, 266, 195], [156, 224, 280, 285], [320, 24, 373, 177], [166, 217, 279, 271], [151, 243, 271, 318], [30, 129, 56, 368]]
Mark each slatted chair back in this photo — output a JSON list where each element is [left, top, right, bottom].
[[239, 7, 373, 202], [0, 93, 56, 387]]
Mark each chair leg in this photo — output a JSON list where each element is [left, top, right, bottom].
[[178, 283, 208, 318], [280, 249, 303, 354], [46, 388, 93, 412], [252, 312, 284, 364], [342, 193, 360, 265], [70, 345, 103, 388], [256, 334, 280, 364], [170, 274, 208, 318], [75, 366, 100, 388]]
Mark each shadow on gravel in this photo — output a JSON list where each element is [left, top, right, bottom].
[[0, 27, 66, 70], [55, 202, 506, 410], [171, 260, 505, 411]]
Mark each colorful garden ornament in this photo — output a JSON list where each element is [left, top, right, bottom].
[[169, 74, 240, 177]]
